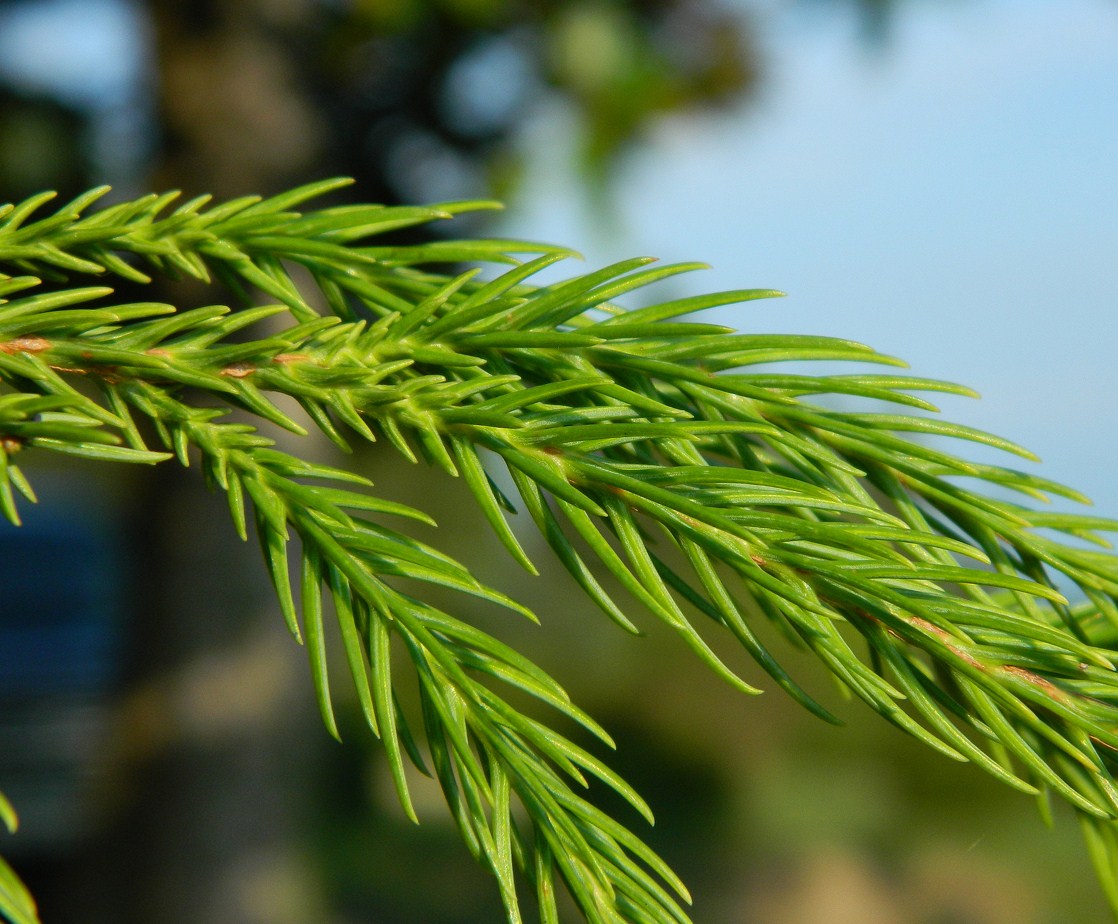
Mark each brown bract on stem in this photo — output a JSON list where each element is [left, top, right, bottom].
[[221, 362, 255, 378], [0, 335, 50, 355]]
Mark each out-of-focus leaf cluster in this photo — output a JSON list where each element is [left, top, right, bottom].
[[305, 0, 758, 198]]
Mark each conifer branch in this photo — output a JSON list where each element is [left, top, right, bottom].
[[1, 181, 1117, 922]]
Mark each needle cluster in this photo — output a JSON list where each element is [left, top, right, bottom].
[[1, 179, 1117, 923]]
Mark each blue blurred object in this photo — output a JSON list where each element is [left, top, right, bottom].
[[0, 505, 124, 698], [0, 487, 127, 850]]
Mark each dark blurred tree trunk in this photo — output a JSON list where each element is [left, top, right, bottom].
[[91, 4, 327, 922], [148, 0, 322, 198], [92, 479, 324, 924]]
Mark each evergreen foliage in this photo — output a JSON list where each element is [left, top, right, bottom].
[[1, 179, 1117, 923]]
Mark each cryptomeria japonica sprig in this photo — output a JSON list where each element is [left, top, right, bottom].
[[2, 179, 1117, 923]]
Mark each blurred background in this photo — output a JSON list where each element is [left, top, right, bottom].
[[0, 0, 1115, 921]]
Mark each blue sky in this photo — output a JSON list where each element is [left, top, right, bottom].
[[0, 0, 151, 182], [0, 0, 143, 107], [501, 0, 1118, 518]]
